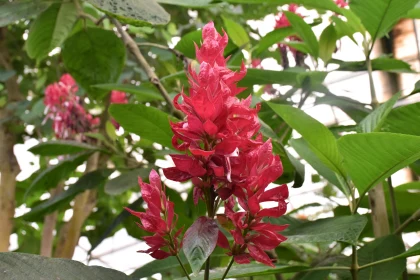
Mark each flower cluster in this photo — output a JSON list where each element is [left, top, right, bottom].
[[110, 90, 128, 128], [161, 22, 289, 266], [275, 4, 306, 68], [43, 74, 99, 140], [125, 170, 181, 259]]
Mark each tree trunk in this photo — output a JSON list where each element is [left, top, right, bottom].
[[40, 182, 65, 257], [54, 153, 99, 258], [0, 27, 23, 252]]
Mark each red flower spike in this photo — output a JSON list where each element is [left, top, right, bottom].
[[247, 244, 275, 267], [43, 74, 99, 140], [110, 90, 128, 128], [126, 169, 181, 259]]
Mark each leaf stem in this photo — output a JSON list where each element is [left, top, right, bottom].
[[351, 245, 359, 280], [394, 208, 420, 235], [221, 258, 234, 280], [366, 55, 378, 108], [304, 266, 351, 272], [175, 253, 192, 280], [358, 256, 395, 270]]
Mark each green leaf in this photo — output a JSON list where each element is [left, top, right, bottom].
[[238, 68, 327, 87], [285, 11, 319, 57], [359, 93, 400, 133], [254, 27, 294, 56], [0, 252, 131, 279], [0, 0, 51, 27], [62, 28, 126, 98], [174, 30, 202, 58], [290, 138, 341, 188], [0, 69, 16, 82], [382, 102, 420, 136], [29, 140, 100, 156], [338, 235, 405, 280], [156, 0, 212, 7], [25, 152, 94, 197], [109, 103, 175, 148], [131, 255, 188, 278], [224, 0, 341, 13], [105, 120, 117, 141], [26, 2, 78, 61], [267, 103, 347, 181], [315, 94, 370, 123], [334, 57, 414, 73], [395, 242, 420, 259], [87, 0, 169, 26], [338, 133, 420, 197], [181, 263, 308, 280], [350, 0, 418, 41], [222, 15, 250, 48], [104, 167, 152, 195], [283, 215, 367, 245], [183, 217, 218, 274], [319, 24, 337, 63], [22, 169, 112, 221], [92, 83, 163, 102]]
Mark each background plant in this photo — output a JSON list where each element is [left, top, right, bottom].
[[0, 0, 420, 279]]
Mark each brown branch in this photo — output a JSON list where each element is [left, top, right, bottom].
[[111, 18, 184, 119], [54, 153, 99, 258], [40, 182, 64, 257], [0, 27, 23, 252]]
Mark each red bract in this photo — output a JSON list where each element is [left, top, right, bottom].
[[335, 0, 347, 8], [274, 4, 306, 68], [43, 74, 99, 140], [110, 90, 128, 128], [125, 170, 181, 259]]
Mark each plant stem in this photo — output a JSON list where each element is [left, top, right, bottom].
[[204, 257, 210, 280], [351, 245, 359, 280], [221, 258, 234, 280], [358, 256, 395, 270], [111, 18, 183, 119], [387, 177, 401, 230], [175, 254, 192, 280], [366, 55, 378, 108], [394, 208, 420, 235]]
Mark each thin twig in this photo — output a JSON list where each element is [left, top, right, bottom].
[[351, 245, 359, 280], [137, 42, 190, 73], [394, 208, 420, 235], [175, 254, 192, 280], [387, 177, 401, 231], [111, 18, 183, 119]]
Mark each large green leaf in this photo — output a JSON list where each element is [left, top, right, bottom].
[[25, 152, 94, 197], [319, 24, 337, 63], [268, 103, 347, 181], [334, 57, 414, 73], [131, 254, 188, 278], [315, 94, 370, 123], [62, 28, 126, 98], [29, 140, 100, 156], [290, 138, 341, 188], [26, 2, 77, 60], [253, 27, 294, 56], [350, 0, 418, 41], [0, 0, 52, 27], [174, 30, 202, 58], [222, 15, 250, 48], [87, 0, 169, 26], [156, 0, 212, 7], [239, 68, 327, 87], [382, 102, 420, 136], [285, 11, 319, 57], [104, 167, 152, 195], [22, 169, 112, 221], [179, 263, 308, 280], [359, 93, 399, 133], [224, 0, 341, 13], [0, 252, 131, 279], [92, 83, 163, 102], [283, 215, 367, 245], [338, 133, 420, 197], [109, 103, 175, 148], [338, 235, 405, 280]]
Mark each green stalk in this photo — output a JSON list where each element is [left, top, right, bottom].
[[220, 258, 235, 280], [175, 254, 192, 280], [351, 245, 359, 280]]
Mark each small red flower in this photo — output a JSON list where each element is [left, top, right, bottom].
[[335, 0, 347, 8], [110, 90, 128, 128], [44, 74, 99, 140], [125, 170, 181, 259]]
